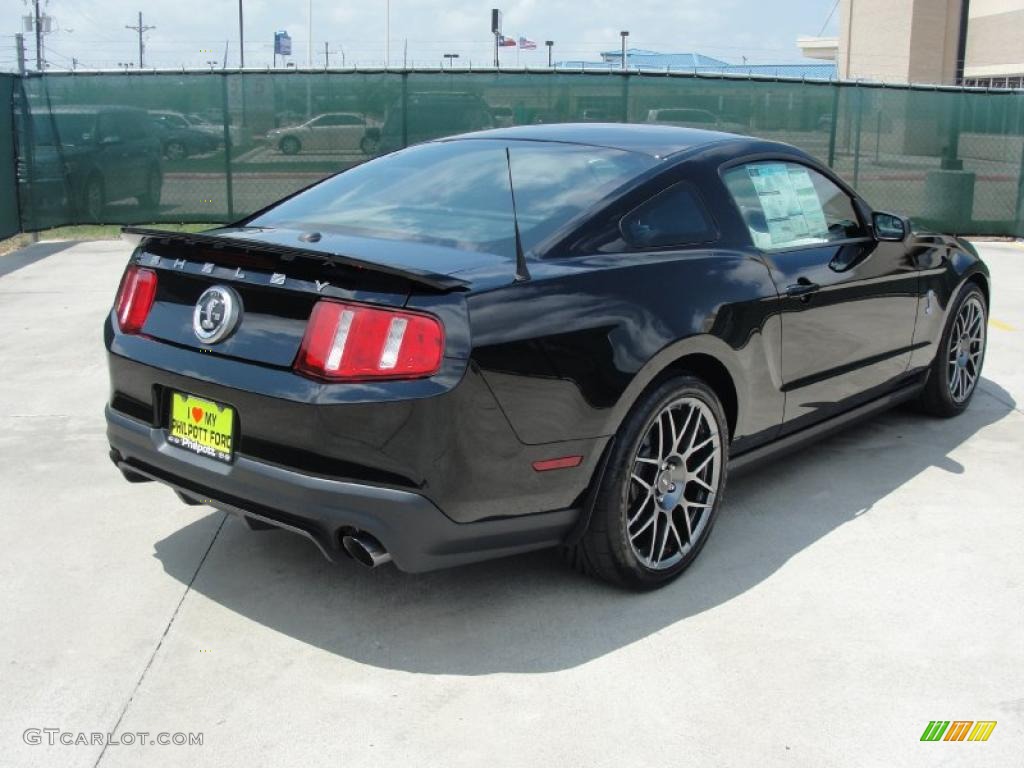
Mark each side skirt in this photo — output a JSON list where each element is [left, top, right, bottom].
[[728, 379, 926, 475]]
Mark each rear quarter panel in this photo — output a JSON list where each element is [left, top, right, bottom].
[[468, 248, 784, 453]]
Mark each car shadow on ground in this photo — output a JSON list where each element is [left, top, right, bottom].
[[0, 241, 76, 278], [152, 378, 1016, 675]]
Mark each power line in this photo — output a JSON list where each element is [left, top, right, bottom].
[[818, 0, 841, 36]]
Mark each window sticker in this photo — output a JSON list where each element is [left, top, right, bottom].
[[746, 163, 829, 248]]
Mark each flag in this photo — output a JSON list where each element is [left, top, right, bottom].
[[498, 35, 517, 47], [518, 36, 537, 50]]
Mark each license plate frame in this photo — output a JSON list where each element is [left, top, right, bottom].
[[167, 391, 236, 464]]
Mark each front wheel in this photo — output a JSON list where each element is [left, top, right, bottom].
[[565, 376, 728, 590], [164, 140, 187, 161], [279, 136, 301, 155], [918, 283, 987, 417]]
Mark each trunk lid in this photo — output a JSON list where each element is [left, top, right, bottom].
[[122, 227, 506, 368]]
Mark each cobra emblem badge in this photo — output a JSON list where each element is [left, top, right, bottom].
[[193, 285, 242, 344]]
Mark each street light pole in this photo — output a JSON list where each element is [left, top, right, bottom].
[[385, 0, 390, 67], [307, 0, 313, 67], [545, 40, 553, 68], [620, 30, 629, 71], [238, 0, 244, 68]]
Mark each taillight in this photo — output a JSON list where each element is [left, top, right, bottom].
[[296, 300, 445, 381], [114, 266, 158, 334]]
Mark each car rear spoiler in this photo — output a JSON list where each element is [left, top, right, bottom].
[[120, 227, 470, 292]]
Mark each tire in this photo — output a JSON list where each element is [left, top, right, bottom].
[[137, 168, 163, 212], [917, 283, 987, 417], [359, 135, 379, 155], [564, 375, 729, 590], [81, 175, 105, 222], [164, 140, 187, 161], [279, 136, 301, 155]]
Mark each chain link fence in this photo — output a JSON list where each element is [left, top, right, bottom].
[[0, 74, 18, 239], [8, 69, 1024, 236]]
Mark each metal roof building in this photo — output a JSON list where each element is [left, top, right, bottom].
[[555, 48, 837, 80]]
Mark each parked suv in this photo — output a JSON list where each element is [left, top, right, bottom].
[[645, 108, 746, 133], [22, 105, 163, 222], [149, 111, 222, 160], [379, 92, 494, 153]]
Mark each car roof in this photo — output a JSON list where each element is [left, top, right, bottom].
[[438, 122, 747, 158], [49, 105, 146, 115]]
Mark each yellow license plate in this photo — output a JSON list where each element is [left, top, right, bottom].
[[168, 391, 235, 463]]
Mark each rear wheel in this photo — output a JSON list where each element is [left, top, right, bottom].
[[918, 284, 987, 417], [137, 167, 163, 212], [81, 175, 105, 221], [279, 136, 301, 155], [360, 135, 379, 155], [565, 376, 728, 590]]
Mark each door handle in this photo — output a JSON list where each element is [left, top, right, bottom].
[[786, 279, 820, 299]]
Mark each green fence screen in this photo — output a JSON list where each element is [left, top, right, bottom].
[[0, 74, 19, 239], [10, 70, 1024, 236]]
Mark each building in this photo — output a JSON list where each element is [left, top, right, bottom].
[[797, 0, 1024, 86], [963, 0, 1024, 87], [556, 48, 836, 80]]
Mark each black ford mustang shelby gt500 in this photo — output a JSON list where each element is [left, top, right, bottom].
[[106, 124, 989, 589]]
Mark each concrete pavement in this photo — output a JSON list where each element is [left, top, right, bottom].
[[0, 239, 1021, 767]]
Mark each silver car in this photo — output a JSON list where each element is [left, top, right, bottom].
[[267, 113, 380, 155]]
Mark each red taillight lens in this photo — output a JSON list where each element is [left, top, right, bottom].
[[296, 300, 445, 380], [114, 266, 158, 334]]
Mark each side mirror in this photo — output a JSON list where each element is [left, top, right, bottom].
[[872, 211, 909, 242]]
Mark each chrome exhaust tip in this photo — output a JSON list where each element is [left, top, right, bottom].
[[342, 532, 392, 568]]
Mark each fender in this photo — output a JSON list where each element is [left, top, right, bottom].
[[909, 233, 991, 372]]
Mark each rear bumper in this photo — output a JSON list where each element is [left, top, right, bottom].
[[106, 406, 579, 572]]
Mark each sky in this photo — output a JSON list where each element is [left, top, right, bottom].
[[0, 0, 840, 71]]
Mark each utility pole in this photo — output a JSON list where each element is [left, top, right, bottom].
[[238, 0, 244, 68], [384, 0, 390, 67], [16, 33, 26, 75], [324, 41, 329, 68], [33, 0, 42, 70], [307, 0, 313, 67], [126, 12, 155, 69]]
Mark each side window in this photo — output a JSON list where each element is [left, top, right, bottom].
[[620, 183, 717, 249], [118, 114, 146, 141], [722, 161, 865, 250], [97, 113, 119, 141]]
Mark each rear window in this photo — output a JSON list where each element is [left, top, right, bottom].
[[248, 140, 657, 257], [33, 113, 97, 146]]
